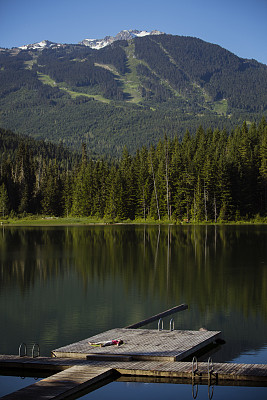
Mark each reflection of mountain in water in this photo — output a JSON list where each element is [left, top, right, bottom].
[[0, 225, 266, 361]]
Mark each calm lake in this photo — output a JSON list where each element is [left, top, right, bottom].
[[0, 224, 266, 398]]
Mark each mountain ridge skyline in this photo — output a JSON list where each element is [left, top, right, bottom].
[[1, 0, 266, 65], [1, 26, 266, 66], [13, 29, 164, 51], [0, 32, 266, 156]]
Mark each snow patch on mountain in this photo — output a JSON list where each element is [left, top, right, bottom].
[[19, 40, 62, 50], [79, 30, 164, 49], [17, 30, 165, 51]]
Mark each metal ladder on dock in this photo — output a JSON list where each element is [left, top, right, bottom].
[[19, 342, 40, 358], [157, 318, 175, 331], [192, 356, 217, 399]]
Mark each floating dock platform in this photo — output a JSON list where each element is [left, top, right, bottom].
[[52, 327, 222, 361], [1, 304, 266, 399]]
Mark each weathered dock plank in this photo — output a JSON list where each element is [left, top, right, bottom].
[[52, 328, 221, 361], [0, 365, 116, 400]]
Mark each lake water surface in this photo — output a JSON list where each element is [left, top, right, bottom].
[[0, 224, 266, 398]]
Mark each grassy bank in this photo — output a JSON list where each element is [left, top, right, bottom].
[[0, 216, 106, 226], [1, 215, 267, 226]]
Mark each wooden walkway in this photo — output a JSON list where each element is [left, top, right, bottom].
[[52, 328, 222, 361], [2, 356, 267, 384], [2, 355, 267, 381], [1, 364, 115, 399], [115, 360, 267, 383], [1, 355, 267, 399]]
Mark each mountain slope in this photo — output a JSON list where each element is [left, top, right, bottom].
[[0, 32, 266, 156]]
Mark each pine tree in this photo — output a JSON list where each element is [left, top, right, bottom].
[[104, 166, 124, 220], [134, 147, 151, 220], [119, 147, 136, 219], [169, 136, 183, 219], [217, 157, 233, 221], [259, 118, 267, 213], [15, 143, 35, 214], [193, 175, 204, 221], [91, 160, 108, 217], [41, 161, 63, 216], [237, 121, 257, 216], [180, 129, 195, 220], [164, 135, 171, 219], [149, 146, 161, 220], [0, 183, 9, 217], [63, 171, 73, 217]]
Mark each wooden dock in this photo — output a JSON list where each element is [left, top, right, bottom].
[[1, 355, 267, 384], [0, 363, 116, 399], [1, 354, 267, 399], [1, 305, 266, 398], [1, 354, 267, 381], [52, 327, 222, 361]]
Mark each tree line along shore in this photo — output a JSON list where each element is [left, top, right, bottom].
[[0, 118, 267, 223]]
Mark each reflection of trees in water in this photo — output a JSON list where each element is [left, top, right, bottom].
[[0, 225, 266, 317], [0, 227, 69, 292]]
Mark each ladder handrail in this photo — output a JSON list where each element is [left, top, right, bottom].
[[32, 343, 40, 358], [170, 318, 175, 331], [19, 343, 27, 357], [192, 356, 198, 377], [158, 318, 164, 331]]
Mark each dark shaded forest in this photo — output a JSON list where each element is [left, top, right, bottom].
[[1, 118, 266, 222], [135, 35, 267, 112]]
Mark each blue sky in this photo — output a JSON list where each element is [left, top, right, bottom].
[[1, 0, 267, 64]]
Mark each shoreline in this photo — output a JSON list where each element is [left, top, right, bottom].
[[1, 216, 267, 227]]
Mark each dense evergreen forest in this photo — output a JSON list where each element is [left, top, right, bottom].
[[1, 34, 266, 156], [0, 119, 266, 222]]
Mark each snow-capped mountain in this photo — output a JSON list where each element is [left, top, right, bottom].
[[17, 30, 164, 51], [79, 30, 164, 49], [18, 40, 63, 50]]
